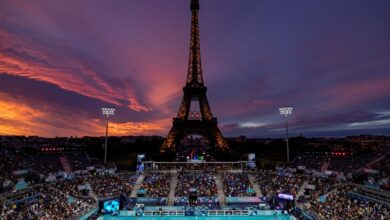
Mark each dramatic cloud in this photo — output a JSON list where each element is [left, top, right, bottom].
[[0, 26, 150, 112], [0, 92, 168, 137], [0, 0, 389, 137]]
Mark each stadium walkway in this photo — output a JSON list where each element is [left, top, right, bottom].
[[296, 181, 307, 198], [59, 156, 72, 173], [248, 174, 263, 197], [86, 183, 98, 201], [215, 174, 226, 205], [168, 173, 178, 205], [130, 174, 144, 197]]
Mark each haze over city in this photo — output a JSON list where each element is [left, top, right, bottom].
[[1, 0, 389, 137]]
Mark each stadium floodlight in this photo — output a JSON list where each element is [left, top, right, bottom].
[[102, 107, 115, 116], [279, 106, 292, 116], [102, 107, 115, 164], [279, 106, 293, 163]]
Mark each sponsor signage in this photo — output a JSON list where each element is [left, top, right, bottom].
[[137, 197, 167, 204], [226, 197, 261, 204], [278, 193, 294, 201]]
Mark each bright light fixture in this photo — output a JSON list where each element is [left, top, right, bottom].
[[102, 107, 115, 116], [279, 106, 293, 116]]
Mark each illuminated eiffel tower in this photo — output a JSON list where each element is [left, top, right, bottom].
[[161, 0, 229, 153]]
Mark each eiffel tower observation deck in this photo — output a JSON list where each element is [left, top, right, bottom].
[[161, 0, 229, 154]]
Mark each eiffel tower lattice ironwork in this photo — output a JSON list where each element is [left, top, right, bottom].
[[161, 0, 229, 153]]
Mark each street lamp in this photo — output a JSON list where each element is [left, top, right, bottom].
[[279, 106, 293, 163], [102, 107, 115, 164]]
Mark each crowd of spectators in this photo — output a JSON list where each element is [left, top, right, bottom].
[[0, 148, 44, 192], [222, 173, 254, 197], [0, 172, 139, 219], [0, 147, 95, 194], [175, 171, 217, 197], [1, 168, 389, 219], [253, 171, 390, 219], [1, 143, 389, 220], [302, 184, 389, 220], [1, 184, 95, 220], [255, 172, 307, 198], [87, 173, 137, 199], [301, 177, 338, 203], [140, 173, 170, 197]]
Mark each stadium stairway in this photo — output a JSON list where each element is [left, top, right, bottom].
[[321, 161, 329, 171], [215, 174, 226, 205], [248, 174, 263, 197], [296, 181, 307, 199], [86, 183, 98, 201], [130, 174, 144, 197], [368, 155, 386, 166], [59, 156, 72, 173], [168, 173, 178, 205]]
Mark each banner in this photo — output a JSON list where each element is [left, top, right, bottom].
[[78, 184, 88, 190], [248, 153, 256, 168], [15, 180, 28, 191], [319, 195, 327, 202], [119, 211, 136, 216], [198, 196, 219, 204], [278, 193, 294, 201], [12, 169, 28, 176], [137, 189, 146, 195], [363, 168, 379, 174], [325, 170, 333, 175], [46, 174, 56, 182], [306, 184, 316, 190], [226, 197, 260, 204], [137, 197, 167, 204]]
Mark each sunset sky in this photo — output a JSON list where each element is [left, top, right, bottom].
[[0, 0, 389, 137]]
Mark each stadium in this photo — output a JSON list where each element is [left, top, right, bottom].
[[1, 0, 390, 219], [0, 141, 389, 220]]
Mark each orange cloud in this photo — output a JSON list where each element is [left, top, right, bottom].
[[0, 93, 169, 137], [0, 28, 150, 112], [0, 93, 51, 135], [108, 119, 171, 136]]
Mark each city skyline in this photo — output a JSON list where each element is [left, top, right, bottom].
[[0, 0, 389, 137]]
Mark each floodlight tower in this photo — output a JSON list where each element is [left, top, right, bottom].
[[102, 107, 115, 164], [279, 106, 293, 163]]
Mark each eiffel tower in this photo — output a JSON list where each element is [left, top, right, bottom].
[[161, 0, 229, 153]]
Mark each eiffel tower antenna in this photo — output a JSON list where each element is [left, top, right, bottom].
[[161, 0, 229, 153]]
